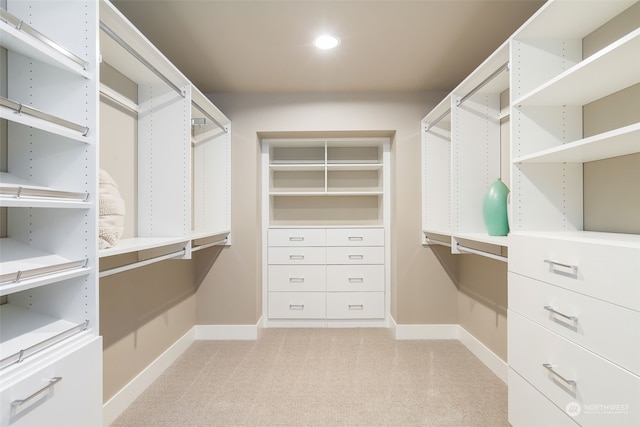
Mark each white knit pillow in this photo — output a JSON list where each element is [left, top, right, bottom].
[[98, 169, 125, 249]]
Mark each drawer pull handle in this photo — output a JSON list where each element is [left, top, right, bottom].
[[289, 255, 305, 260], [543, 259, 578, 275], [349, 304, 364, 310], [11, 377, 62, 408], [348, 254, 364, 260], [348, 236, 364, 241], [348, 277, 364, 283], [289, 304, 304, 310], [289, 277, 305, 283], [543, 363, 576, 388], [544, 306, 578, 323], [289, 236, 304, 241]]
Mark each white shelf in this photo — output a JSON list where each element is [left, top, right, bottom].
[[270, 164, 326, 172], [514, 122, 640, 164], [271, 191, 383, 197], [0, 12, 89, 79], [510, 230, 640, 248], [0, 172, 90, 208], [191, 230, 230, 251], [514, 28, 640, 107], [453, 232, 509, 248], [327, 164, 383, 171], [0, 103, 90, 144], [99, 236, 189, 258]]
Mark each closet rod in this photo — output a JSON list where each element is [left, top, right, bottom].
[[191, 237, 228, 252], [100, 83, 139, 113], [98, 249, 185, 278], [0, 8, 88, 70], [192, 102, 228, 133], [100, 22, 185, 98], [456, 62, 509, 107], [424, 236, 451, 247], [425, 108, 450, 131], [0, 95, 89, 135], [456, 244, 507, 263]]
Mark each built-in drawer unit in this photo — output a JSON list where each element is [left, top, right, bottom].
[[268, 247, 326, 265], [508, 368, 580, 427], [326, 292, 384, 319], [326, 265, 384, 292], [509, 311, 640, 427], [268, 265, 326, 292], [268, 228, 326, 247], [326, 247, 384, 265], [0, 337, 102, 427], [268, 292, 326, 319], [326, 228, 384, 247], [509, 272, 640, 376], [509, 233, 640, 311]]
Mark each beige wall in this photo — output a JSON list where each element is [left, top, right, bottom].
[[200, 91, 460, 326]]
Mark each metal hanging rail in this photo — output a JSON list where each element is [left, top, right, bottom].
[[100, 22, 185, 98], [424, 108, 451, 131], [99, 249, 186, 278], [456, 244, 507, 263], [456, 62, 509, 107], [0, 95, 89, 135], [99, 83, 139, 113], [0, 8, 88, 70], [192, 102, 228, 133]]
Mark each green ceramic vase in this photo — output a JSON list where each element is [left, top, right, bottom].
[[482, 178, 510, 236]]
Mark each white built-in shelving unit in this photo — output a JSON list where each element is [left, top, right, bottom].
[[0, 1, 102, 426]]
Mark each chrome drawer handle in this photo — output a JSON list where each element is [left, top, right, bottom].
[[289, 236, 304, 241], [544, 259, 578, 275], [348, 304, 364, 310], [543, 363, 576, 389], [11, 377, 62, 408], [348, 277, 364, 283], [348, 236, 364, 241], [289, 277, 305, 283], [289, 304, 304, 310], [544, 306, 578, 323], [289, 255, 304, 260], [348, 254, 364, 260]]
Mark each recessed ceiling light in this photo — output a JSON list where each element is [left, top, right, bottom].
[[314, 34, 341, 50]]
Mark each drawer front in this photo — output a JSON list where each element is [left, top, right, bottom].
[[0, 337, 102, 427], [509, 272, 640, 376], [268, 228, 326, 247], [326, 228, 384, 247], [268, 247, 326, 265], [268, 292, 326, 319], [509, 368, 580, 427], [268, 265, 326, 292], [326, 247, 384, 265], [508, 311, 640, 427], [326, 265, 384, 292], [326, 292, 384, 319], [509, 234, 640, 311]]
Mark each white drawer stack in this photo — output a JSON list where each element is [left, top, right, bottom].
[[508, 233, 640, 427], [267, 228, 386, 322]]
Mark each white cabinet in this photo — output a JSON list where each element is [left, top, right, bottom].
[[0, 1, 101, 425]]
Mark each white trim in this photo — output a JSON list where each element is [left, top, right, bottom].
[[103, 327, 196, 426], [457, 326, 508, 384], [392, 317, 459, 340], [195, 321, 261, 340]]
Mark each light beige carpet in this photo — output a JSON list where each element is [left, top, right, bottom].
[[111, 328, 508, 426]]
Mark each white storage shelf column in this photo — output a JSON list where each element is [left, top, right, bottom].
[[507, 1, 640, 426], [0, 1, 101, 426]]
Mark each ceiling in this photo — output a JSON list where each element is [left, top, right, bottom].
[[111, 0, 545, 94]]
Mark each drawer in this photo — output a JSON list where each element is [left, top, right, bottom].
[[509, 272, 640, 376], [326, 265, 384, 292], [326, 292, 384, 319], [326, 247, 384, 265], [268, 292, 326, 319], [326, 228, 384, 247], [268, 265, 326, 292], [509, 233, 640, 311], [508, 311, 640, 427], [268, 228, 325, 247], [268, 247, 325, 265], [509, 368, 579, 427], [0, 336, 102, 427]]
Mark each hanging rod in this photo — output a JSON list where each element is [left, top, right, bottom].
[[424, 108, 451, 131], [191, 237, 228, 252], [99, 249, 186, 278], [456, 62, 509, 107], [100, 83, 139, 113], [100, 22, 185, 98], [424, 236, 451, 247], [192, 102, 228, 133], [0, 8, 88, 70], [456, 244, 507, 263], [0, 95, 89, 135]]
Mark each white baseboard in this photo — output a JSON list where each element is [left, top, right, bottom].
[[457, 327, 508, 384], [103, 327, 196, 426], [195, 320, 261, 340]]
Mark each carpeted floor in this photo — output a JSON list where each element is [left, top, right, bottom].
[[111, 328, 508, 426]]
